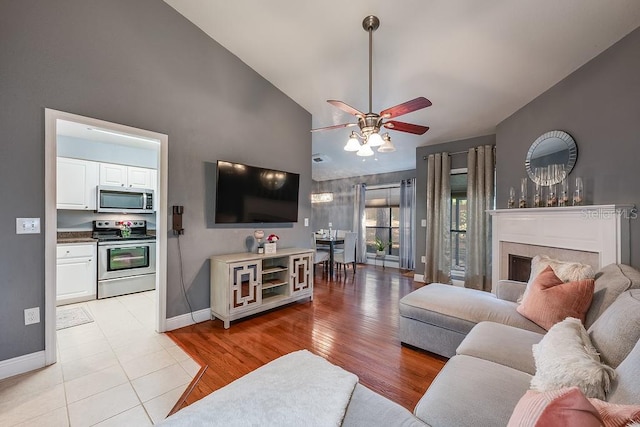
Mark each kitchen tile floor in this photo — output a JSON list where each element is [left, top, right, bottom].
[[0, 291, 200, 426]]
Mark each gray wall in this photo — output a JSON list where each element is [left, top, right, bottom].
[[496, 26, 640, 267], [414, 135, 496, 276], [0, 1, 311, 362], [311, 170, 415, 232]]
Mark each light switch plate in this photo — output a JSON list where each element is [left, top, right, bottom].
[[16, 218, 41, 234], [24, 307, 40, 325], [421, 219, 427, 227], [304, 218, 309, 227]]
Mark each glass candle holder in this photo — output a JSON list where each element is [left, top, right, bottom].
[[508, 187, 516, 209], [519, 177, 528, 208], [547, 184, 558, 207], [534, 182, 543, 208], [559, 177, 569, 207], [573, 177, 584, 206]]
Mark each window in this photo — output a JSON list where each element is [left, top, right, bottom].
[[451, 171, 467, 277], [365, 207, 399, 256], [364, 185, 400, 257]]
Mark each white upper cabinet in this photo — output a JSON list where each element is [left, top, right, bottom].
[[57, 158, 99, 210], [99, 163, 128, 187], [100, 162, 154, 189]]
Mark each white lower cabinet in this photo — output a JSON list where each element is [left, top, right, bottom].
[[57, 243, 97, 305], [210, 248, 314, 328]]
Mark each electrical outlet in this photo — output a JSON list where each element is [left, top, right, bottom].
[[421, 256, 426, 263], [24, 307, 40, 325]]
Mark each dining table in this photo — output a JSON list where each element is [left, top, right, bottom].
[[315, 236, 345, 280]]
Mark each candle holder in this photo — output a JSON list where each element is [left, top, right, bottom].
[[508, 187, 516, 209], [573, 177, 584, 206], [534, 182, 543, 208], [547, 184, 558, 207], [559, 177, 569, 207], [519, 177, 528, 208]]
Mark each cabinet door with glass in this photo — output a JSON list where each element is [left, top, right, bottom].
[[290, 253, 312, 297], [228, 261, 261, 313]]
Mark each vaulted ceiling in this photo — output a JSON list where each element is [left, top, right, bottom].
[[164, 1, 640, 181]]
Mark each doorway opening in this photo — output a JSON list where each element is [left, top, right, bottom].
[[44, 109, 168, 365]]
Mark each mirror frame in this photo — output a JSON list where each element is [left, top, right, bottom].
[[525, 130, 577, 185]]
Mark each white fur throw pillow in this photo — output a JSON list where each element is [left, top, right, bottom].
[[520, 255, 595, 303], [531, 317, 616, 400]]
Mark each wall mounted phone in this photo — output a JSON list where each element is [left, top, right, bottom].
[[173, 205, 184, 235]]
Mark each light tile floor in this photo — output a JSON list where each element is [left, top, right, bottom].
[[0, 291, 200, 426]]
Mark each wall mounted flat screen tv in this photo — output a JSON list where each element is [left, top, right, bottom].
[[215, 161, 300, 224]]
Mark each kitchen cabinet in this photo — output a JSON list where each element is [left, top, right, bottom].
[[57, 158, 99, 210], [57, 243, 97, 305], [210, 248, 314, 328], [99, 163, 155, 189]]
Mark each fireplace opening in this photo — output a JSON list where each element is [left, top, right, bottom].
[[509, 255, 532, 282]]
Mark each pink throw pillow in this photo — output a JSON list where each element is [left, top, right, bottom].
[[507, 387, 602, 427], [517, 265, 594, 330], [588, 399, 640, 427]]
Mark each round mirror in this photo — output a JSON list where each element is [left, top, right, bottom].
[[525, 130, 577, 186]]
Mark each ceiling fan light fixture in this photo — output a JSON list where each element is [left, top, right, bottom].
[[356, 143, 374, 157], [367, 132, 384, 147], [344, 132, 361, 151], [377, 133, 396, 153]]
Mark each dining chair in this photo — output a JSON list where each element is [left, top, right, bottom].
[[334, 232, 357, 275], [311, 233, 330, 270]]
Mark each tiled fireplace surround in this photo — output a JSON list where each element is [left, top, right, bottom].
[[490, 205, 633, 287]]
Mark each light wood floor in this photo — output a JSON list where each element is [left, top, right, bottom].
[[167, 264, 447, 411]]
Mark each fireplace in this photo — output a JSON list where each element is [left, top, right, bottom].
[[489, 205, 632, 290], [509, 255, 532, 282]]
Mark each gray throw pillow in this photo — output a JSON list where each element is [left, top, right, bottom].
[[588, 289, 640, 368], [585, 264, 640, 329]]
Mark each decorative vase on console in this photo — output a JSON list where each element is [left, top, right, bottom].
[[254, 230, 265, 254]]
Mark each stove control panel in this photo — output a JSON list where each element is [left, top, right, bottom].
[[95, 220, 146, 229]]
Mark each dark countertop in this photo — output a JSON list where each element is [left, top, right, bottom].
[[57, 231, 97, 244]]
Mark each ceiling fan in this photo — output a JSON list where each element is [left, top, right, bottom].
[[311, 15, 432, 156]]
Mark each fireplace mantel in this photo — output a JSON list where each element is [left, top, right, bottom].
[[489, 205, 634, 287]]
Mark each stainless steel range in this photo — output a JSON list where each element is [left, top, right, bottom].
[[93, 220, 156, 299]]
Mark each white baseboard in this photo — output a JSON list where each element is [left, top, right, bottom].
[[413, 274, 425, 283], [165, 308, 211, 331], [0, 351, 46, 381]]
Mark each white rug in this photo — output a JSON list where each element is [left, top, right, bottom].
[[56, 307, 94, 330]]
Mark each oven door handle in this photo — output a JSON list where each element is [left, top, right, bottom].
[[112, 255, 146, 262]]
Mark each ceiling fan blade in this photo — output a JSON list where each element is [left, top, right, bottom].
[[380, 97, 432, 119], [310, 123, 358, 133], [327, 100, 365, 117], [384, 121, 430, 135]]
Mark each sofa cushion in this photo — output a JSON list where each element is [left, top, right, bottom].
[[517, 266, 594, 330], [585, 264, 640, 329], [521, 255, 595, 302], [608, 337, 640, 405], [588, 290, 640, 368], [531, 317, 616, 400], [456, 321, 543, 375], [342, 384, 427, 427], [399, 284, 546, 335], [507, 387, 602, 427], [414, 355, 532, 427]]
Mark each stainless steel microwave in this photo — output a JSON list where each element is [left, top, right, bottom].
[[96, 186, 154, 213]]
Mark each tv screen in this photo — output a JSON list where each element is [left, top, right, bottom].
[[215, 161, 300, 224]]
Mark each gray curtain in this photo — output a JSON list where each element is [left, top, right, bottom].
[[465, 145, 495, 291], [399, 178, 415, 270], [353, 183, 367, 263], [425, 153, 451, 284]]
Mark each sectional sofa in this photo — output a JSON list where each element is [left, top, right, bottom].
[[162, 263, 640, 426]]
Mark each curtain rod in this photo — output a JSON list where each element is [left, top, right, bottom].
[[422, 146, 495, 160]]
